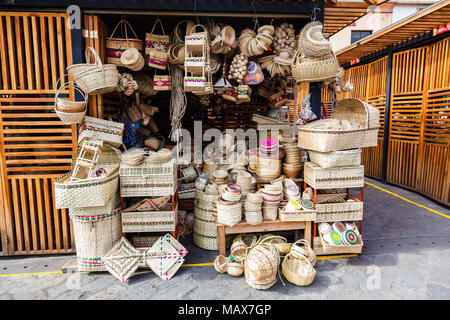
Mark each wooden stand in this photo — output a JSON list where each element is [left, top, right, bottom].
[[217, 219, 312, 255]]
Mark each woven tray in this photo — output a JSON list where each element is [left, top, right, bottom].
[[319, 231, 363, 254], [308, 149, 361, 169], [278, 207, 317, 222]]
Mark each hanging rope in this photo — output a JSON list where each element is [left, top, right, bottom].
[[311, 0, 322, 22]]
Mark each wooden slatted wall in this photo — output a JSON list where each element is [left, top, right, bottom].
[[0, 12, 77, 255]]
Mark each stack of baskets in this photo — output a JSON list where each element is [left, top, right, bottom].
[[280, 135, 304, 179], [194, 190, 219, 250], [291, 21, 338, 83], [254, 138, 282, 182], [217, 184, 243, 227], [244, 192, 263, 225], [259, 184, 283, 221], [55, 143, 122, 272], [298, 98, 380, 255]]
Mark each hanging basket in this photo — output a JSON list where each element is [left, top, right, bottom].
[[54, 81, 87, 124], [145, 18, 170, 55], [291, 50, 339, 83], [106, 19, 143, 66], [68, 47, 119, 95]]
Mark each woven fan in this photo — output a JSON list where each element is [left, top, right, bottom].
[[102, 237, 142, 283], [146, 235, 183, 279]]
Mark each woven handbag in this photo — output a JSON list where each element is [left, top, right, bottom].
[[78, 116, 124, 148], [154, 74, 172, 91], [106, 19, 143, 66], [145, 18, 169, 68]]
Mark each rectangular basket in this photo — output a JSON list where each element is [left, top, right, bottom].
[[316, 196, 363, 222], [184, 76, 206, 92], [55, 169, 119, 209], [319, 231, 363, 254], [78, 116, 124, 148], [178, 183, 196, 199], [308, 149, 361, 169], [120, 159, 177, 197], [304, 162, 364, 189], [122, 203, 177, 233]]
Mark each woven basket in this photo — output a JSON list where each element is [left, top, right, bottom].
[[145, 18, 170, 55], [184, 76, 206, 92], [216, 199, 242, 227], [69, 195, 122, 272], [120, 159, 177, 197], [106, 19, 143, 66], [78, 116, 124, 148], [68, 47, 119, 95], [55, 168, 119, 209], [298, 98, 380, 152], [259, 235, 291, 255], [278, 202, 316, 222], [304, 162, 364, 189], [214, 255, 229, 273], [227, 259, 244, 277], [194, 214, 217, 237], [282, 252, 316, 286], [270, 91, 288, 109], [290, 239, 317, 267], [244, 243, 279, 290], [309, 149, 361, 169], [262, 204, 278, 221], [291, 50, 338, 82], [153, 74, 172, 91], [121, 203, 177, 233], [316, 197, 363, 222], [297, 21, 332, 58], [54, 81, 87, 124], [193, 232, 218, 250], [148, 50, 169, 70]]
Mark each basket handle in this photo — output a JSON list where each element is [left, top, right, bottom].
[[85, 47, 102, 66], [149, 18, 166, 36], [292, 50, 301, 65], [285, 251, 312, 269], [55, 81, 88, 103], [109, 19, 139, 41], [189, 24, 208, 36], [173, 20, 191, 44], [292, 238, 311, 250]]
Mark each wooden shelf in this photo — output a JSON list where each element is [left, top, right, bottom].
[[217, 219, 311, 255]]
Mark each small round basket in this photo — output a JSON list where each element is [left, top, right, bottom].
[[54, 82, 87, 124], [230, 240, 248, 259], [282, 252, 316, 287], [226, 257, 244, 277], [214, 255, 229, 273], [291, 239, 317, 267]]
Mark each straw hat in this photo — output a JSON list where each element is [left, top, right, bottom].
[[274, 51, 292, 66], [258, 25, 275, 36], [221, 26, 236, 47], [120, 48, 140, 65]]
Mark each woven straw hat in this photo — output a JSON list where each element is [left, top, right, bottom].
[[274, 51, 292, 66], [258, 25, 275, 36], [298, 21, 332, 57], [120, 48, 140, 65]]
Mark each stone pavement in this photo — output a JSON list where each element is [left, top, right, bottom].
[[0, 177, 449, 300]]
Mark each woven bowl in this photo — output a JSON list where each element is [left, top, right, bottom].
[[282, 166, 302, 179]]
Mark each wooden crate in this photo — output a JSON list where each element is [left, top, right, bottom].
[[316, 195, 363, 222]]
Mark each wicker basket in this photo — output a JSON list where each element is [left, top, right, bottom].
[[227, 259, 244, 277], [106, 19, 143, 66], [153, 74, 172, 91], [78, 116, 124, 148], [214, 255, 229, 273], [68, 47, 119, 95], [304, 162, 364, 189], [244, 243, 279, 290], [193, 232, 218, 250], [145, 18, 170, 55], [245, 211, 263, 225], [282, 252, 316, 286], [217, 199, 242, 227], [316, 196, 363, 222], [54, 81, 87, 124], [184, 57, 206, 74], [69, 195, 122, 272], [122, 203, 177, 233], [184, 76, 206, 92], [55, 169, 119, 209], [319, 230, 363, 254], [178, 183, 196, 199], [290, 239, 317, 267], [120, 159, 177, 197], [194, 214, 217, 237], [291, 50, 338, 82], [298, 98, 380, 152], [309, 148, 361, 169]]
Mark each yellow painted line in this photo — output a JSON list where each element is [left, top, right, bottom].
[[0, 271, 62, 277], [364, 181, 450, 219], [182, 262, 214, 267], [317, 254, 358, 260]]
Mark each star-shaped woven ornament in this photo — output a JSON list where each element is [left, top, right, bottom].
[[102, 237, 142, 283]]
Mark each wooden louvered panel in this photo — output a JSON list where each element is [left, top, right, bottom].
[[387, 140, 419, 189], [0, 13, 72, 94], [0, 12, 77, 255], [423, 89, 450, 145], [429, 38, 450, 91], [392, 47, 427, 95], [390, 94, 423, 142]]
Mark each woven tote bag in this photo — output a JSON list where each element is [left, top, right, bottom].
[[106, 19, 143, 66], [145, 18, 170, 69]]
